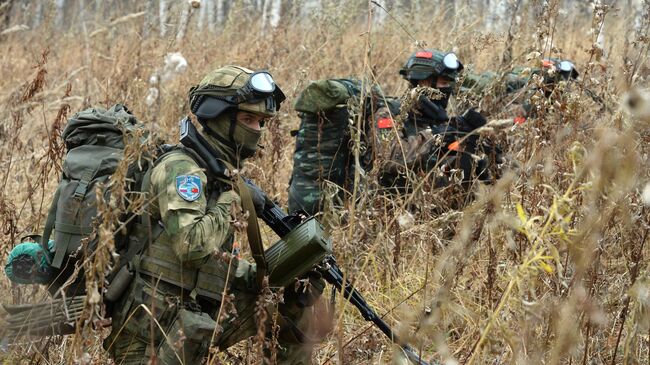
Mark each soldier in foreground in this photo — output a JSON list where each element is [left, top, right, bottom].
[[103, 65, 325, 364], [2, 66, 438, 365]]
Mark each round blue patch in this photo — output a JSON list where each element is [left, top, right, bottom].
[[176, 175, 202, 202]]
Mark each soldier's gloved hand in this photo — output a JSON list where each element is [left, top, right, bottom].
[[243, 178, 266, 216], [418, 95, 449, 122], [285, 270, 326, 308], [458, 108, 487, 131]]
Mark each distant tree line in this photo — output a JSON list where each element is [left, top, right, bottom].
[[0, 0, 646, 43]]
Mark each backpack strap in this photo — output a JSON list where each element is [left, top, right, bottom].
[[123, 164, 159, 265], [41, 185, 62, 265], [123, 147, 178, 265], [73, 167, 97, 200]]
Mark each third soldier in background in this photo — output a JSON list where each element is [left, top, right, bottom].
[[460, 57, 580, 123]]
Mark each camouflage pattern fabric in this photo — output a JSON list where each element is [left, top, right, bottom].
[[288, 108, 352, 215], [461, 69, 531, 97], [294, 79, 360, 114], [149, 151, 235, 266], [288, 79, 399, 215], [189, 65, 279, 117], [105, 149, 323, 364]]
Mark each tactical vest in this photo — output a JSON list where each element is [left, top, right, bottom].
[[138, 240, 237, 301], [136, 149, 237, 301]]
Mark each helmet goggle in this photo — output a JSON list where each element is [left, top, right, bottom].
[[541, 58, 578, 81], [193, 71, 286, 114], [559, 60, 574, 73], [442, 53, 460, 71], [190, 70, 286, 119], [231, 71, 286, 113]]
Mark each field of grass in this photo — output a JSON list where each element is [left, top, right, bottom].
[[0, 1, 649, 364]]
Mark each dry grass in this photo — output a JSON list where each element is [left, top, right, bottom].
[[0, 1, 649, 364]]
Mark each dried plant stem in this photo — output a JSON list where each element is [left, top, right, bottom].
[[466, 179, 577, 363], [610, 209, 648, 365]]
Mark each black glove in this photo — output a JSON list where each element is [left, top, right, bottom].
[[418, 95, 449, 122], [457, 108, 487, 131], [285, 270, 326, 308], [243, 178, 266, 216]]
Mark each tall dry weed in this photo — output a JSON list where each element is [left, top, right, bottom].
[[0, 1, 648, 364]]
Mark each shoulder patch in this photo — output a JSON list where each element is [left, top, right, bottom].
[[176, 175, 202, 202]]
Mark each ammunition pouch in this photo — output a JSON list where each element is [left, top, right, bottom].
[[265, 217, 332, 288], [139, 240, 236, 302], [104, 264, 134, 302]]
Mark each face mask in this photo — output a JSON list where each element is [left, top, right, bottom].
[[204, 114, 263, 160], [434, 87, 452, 109], [232, 122, 263, 159]]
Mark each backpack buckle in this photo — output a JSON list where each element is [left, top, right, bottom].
[[73, 168, 96, 200]]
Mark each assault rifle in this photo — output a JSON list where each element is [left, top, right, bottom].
[[180, 117, 433, 365], [258, 196, 433, 365]]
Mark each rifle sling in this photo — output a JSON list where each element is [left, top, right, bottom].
[[179, 141, 268, 289], [224, 161, 267, 289], [41, 185, 62, 265]]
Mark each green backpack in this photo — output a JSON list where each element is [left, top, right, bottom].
[[288, 79, 399, 214], [40, 104, 156, 291]]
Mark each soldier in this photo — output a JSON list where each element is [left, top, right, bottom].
[[103, 65, 326, 365], [461, 57, 580, 121], [286, 50, 496, 217], [377, 49, 495, 191]]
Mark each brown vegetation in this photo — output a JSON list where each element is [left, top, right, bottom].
[[0, 1, 648, 364]]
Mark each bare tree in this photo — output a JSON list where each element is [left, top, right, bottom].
[[485, 0, 509, 33], [159, 0, 167, 37], [33, 0, 43, 28], [269, 0, 281, 28], [177, 1, 199, 42], [216, 0, 225, 26], [206, 0, 215, 32], [55, 0, 65, 28], [301, 0, 321, 19], [373, 0, 388, 24], [198, 0, 207, 30], [0, 0, 14, 30], [143, 0, 156, 37]]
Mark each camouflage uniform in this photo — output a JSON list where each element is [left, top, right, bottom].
[[461, 58, 579, 119], [287, 79, 401, 215], [105, 66, 324, 365], [377, 49, 496, 191]]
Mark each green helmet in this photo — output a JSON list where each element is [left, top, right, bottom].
[[188, 65, 286, 119], [399, 49, 464, 83]]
